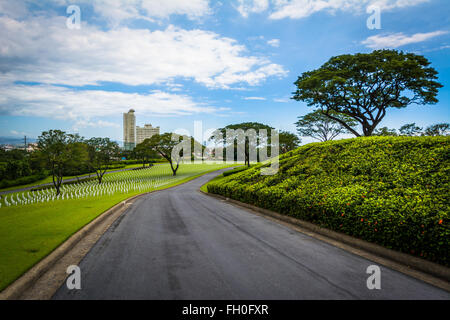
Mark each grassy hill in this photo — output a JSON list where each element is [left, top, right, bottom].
[[207, 136, 449, 266]]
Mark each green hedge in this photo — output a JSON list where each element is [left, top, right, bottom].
[[0, 172, 48, 189], [222, 165, 254, 177], [207, 136, 450, 266]]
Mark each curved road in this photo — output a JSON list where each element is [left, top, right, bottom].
[[53, 169, 449, 300]]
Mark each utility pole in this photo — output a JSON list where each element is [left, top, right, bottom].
[[24, 135, 27, 152]]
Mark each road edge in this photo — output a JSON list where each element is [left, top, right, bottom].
[[0, 192, 149, 300], [0, 167, 231, 300], [200, 189, 450, 292]]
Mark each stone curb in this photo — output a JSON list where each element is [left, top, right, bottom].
[[201, 190, 450, 289], [0, 192, 150, 300]]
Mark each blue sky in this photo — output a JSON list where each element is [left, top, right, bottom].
[[0, 0, 449, 144]]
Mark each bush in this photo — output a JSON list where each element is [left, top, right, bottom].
[[0, 172, 48, 189], [207, 136, 450, 266], [222, 165, 254, 177]]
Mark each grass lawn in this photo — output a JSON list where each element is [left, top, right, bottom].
[[0, 163, 232, 291]]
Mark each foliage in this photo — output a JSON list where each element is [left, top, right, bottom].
[[36, 130, 88, 195], [296, 110, 357, 141], [424, 123, 449, 136], [278, 131, 301, 154], [0, 172, 48, 189], [147, 133, 201, 176], [373, 127, 398, 136], [207, 136, 450, 266], [292, 50, 443, 136], [86, 137, 120, 184], [0, 149, 43, 182], [222, 165, 254, 177], [399, 123, 423, 136], [134, 139, 159, 168], [211, 122, 276, 166]]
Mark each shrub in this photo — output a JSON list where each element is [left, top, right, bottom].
[[0, 171, 48, 189], [222, 165, 254, 177], [207, 136, 450, 266]]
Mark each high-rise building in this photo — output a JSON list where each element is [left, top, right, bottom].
[[123, 109, 136, 151], [136, 124, 160, 145]]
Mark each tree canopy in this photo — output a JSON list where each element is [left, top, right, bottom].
[[37, 130, 87, 195], [399, 123, 423, 136], [278, 131, 301, 153], [134, 139, 159, 168], [212, 122, 275, 166], [147, 133, 201, 176], [292, 50, 442, 136], [86, 137, 120, 184], [424, 123, 449, 136], [295, 110, 357, 142]]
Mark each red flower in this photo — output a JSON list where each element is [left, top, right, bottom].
[[361, 218, 364, 222], [439, 219, 443, 225]]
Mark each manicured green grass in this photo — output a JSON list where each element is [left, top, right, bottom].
[[0, 163, 232, 291]]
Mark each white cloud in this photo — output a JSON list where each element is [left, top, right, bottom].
[[235, 0, 430, 19], [0, 15, 286, 89], [273, 98, 290, 102], [362, 31, 448, 48], [0, 84, 223, 124], [10, 130, 28, 136], [267, 39, 280, 47], [5, 0, 212, 25], [243, 96, 267, 100], [85, 0, 212, 26], [0, 1, 29, 19], [237, 0, 270, 18]]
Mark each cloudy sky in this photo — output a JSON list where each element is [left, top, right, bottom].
[[0, 0, 449, 143]]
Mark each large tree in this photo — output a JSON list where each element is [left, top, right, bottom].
[[212, 122, 275, 166], [292, 50, 442, 136], [86, 137, 120, 184], [37, 130, 87, 195], [295, 110, 357, 142], [147, 133, 200, 176]]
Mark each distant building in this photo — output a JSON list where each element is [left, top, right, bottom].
[[26, 143, 38, 152], [1, 144, 15, 152], [123, 109, 136, 151], [136, 124, 160, 145]]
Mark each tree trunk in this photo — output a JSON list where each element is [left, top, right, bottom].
[[169, 160, 179, 176]]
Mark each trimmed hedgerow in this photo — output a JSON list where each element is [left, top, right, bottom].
[[222, 165, 255, 177], [207, 136, 450, 266]]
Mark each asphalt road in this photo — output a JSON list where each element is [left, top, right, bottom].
[[53, 168, 450, 300]]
